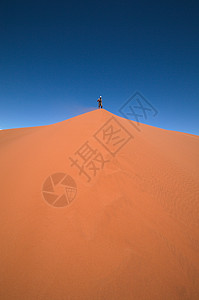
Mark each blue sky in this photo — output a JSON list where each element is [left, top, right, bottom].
[[0, 0, 198, 134]]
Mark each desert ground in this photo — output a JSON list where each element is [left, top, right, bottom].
[[0, 109, 199, 299]]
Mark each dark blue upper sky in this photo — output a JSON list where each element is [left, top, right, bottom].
[[0, 0, 199, 134]]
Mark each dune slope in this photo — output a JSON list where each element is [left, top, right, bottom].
[[0, 109, 199, 300]]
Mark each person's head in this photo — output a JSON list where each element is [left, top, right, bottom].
[[100, 96, 102, 99]]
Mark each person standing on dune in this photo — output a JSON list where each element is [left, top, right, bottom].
[[97, 96, 103, 109]]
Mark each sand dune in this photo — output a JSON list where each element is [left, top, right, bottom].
[[0, 109, 199, 299]]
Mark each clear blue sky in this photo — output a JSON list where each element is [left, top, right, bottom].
[[0, 0, 198, 134]]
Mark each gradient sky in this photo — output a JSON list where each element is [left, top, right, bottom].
[[0, 0, 198, 134]]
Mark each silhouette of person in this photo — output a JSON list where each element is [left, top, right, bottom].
[[97, 96, 103, 109]]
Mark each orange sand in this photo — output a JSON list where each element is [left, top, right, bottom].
[[0, 109, 199, 299]]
